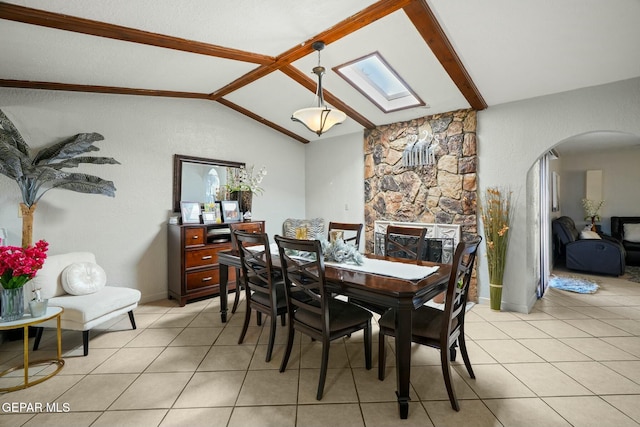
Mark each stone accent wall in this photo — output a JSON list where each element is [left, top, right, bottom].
[[363, 109, 478, 300]]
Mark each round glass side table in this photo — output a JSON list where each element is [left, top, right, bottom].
[[0, 306, 65, 392]]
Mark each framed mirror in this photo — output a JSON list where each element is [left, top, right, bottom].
[[173, 154, 245, 213]]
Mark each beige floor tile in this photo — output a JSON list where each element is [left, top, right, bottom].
[[299, 340, 351, 369], [22, 411, 101, 427], [168, 327, 222, 346], [461, 364, 536, 399], [237, 369, 299, 406], [602, 360, 640, 384], [57, 373, 137, 411], [0, 414, 36, 427], [249, 343, 294, 369], [601, 319, 640, 336], [0, 374, 84, 405], [476, 339, 545, 363], [110, 372, 192, 409], [410, 365, 477, 401], [215, 325, 261, 345], [352, 367, 416, 403], [519, 338, 592, 362], [297, 368, 358, 404], [453, 340, 497, 364], [189, 310, 227, 328], [603, 307, 640, 319], [471, 306, 523, 322], [423, 399, 500, 426], [149, 313, 197, 328], [513, 309, 557, 320], [91, 409, 167, 427], [109, 313, 162, 330], [564, 318, 631, 337], [124, 327, 183, 347], [160, 407, 232, 427], [526, 320, 592, 338], [544, 396, 639, 427], [603, 395, 640, 424], [174, 371, 246, 407], [570, 305, 628, 319], [554, 361, 640, 394], [538, 306, 591, 320], [296, 403, 365, 427], [360, 402, 432, 427], [483, 397, 572, 427], [198, 344, 254, 371], [492, 320, 552, 339], [146, 346, 209, 372], [227, 405, 296, 427], [464, 321, 511, 340], [503, 363, 592, 396], [92, 347, 163, 374], [87, 328, 142, 349], [560, 337, 638, 361], [56, 348, 117, 375], [603, 337, 640, 357]]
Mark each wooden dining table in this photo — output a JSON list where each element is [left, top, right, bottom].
[[217, 249, 451, 419]]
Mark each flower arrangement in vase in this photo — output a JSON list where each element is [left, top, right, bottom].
[[0, 240, 48, 321], [224, 165, 267, 216], [480, 187, 512, 311], [582, 199, 604, 231]]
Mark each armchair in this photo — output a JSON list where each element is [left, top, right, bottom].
[[611, 216, 640, 266], [552, 216, 625, 276]]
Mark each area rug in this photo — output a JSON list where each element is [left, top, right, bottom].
[[624, 266, 640, 284], [548, 275, 599, 294]]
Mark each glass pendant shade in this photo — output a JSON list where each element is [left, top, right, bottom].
[[291, 42, 346, 136]]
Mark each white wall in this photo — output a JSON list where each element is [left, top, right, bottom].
[[305, 77, 640, 313], [558, 147, 640, 234], [0, 88, 305, 302]]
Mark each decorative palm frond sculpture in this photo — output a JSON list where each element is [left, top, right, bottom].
[[0, 109, 120, 247]]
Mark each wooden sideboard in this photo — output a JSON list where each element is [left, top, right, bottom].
[[167, 223, 238, 306]]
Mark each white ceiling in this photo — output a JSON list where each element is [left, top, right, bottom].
[[1, 0, 639, 144]]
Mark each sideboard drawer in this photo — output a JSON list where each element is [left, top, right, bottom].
[[185, 247, 218, 268], [184, 228, 205, 247], [186, 268, 219, 290]]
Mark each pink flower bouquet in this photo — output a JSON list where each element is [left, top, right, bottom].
[[0, 240, 48, 289]]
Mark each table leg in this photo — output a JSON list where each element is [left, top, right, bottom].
[[219, 263, 228, 323], [395, 306, 412, 419], [57, 314, 62, 360], [23, 325, 29, 387]]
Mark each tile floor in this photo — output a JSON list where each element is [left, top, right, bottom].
[[1, 271, 640, 427]]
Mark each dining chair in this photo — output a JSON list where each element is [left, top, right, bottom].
[[378, 236, 481, 411], [229, 221, 265, 314], [274, 235, 373, 400], [235, 230, 286, 363], [385, 225, 428, 260], [327, 222, 363, 249]]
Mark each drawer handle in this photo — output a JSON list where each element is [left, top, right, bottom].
[[192, 235, 200, 239], [202, 277, 212, 282], [201, 255, 212, 260]]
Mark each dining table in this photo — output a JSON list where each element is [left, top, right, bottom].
[[217, 248, 451, 419]]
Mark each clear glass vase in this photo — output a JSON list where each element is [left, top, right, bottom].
[[1, 287, 25, 322]]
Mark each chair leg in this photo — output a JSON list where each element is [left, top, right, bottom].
[[279, 322, 295, 373], [238, 305, 251, 345], [128, 311, 137, 330], [33, 326, 44, 351], [231, 268, 242, 314], [364, 320, 372, 370], [317, 339, 331, 400], [441, 344, 459, 411], [458, 334, 475, 379], [280, 313, 286, 326], [83, 330, 90, 356], [265, 314, 277, 363], [256, 312, 262, 326], [378, 332, 386, 380]]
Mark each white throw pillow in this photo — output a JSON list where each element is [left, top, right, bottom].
[[61, 262, 107, 295], [580, 230, 601, 240], [624, 223, 640, 243]]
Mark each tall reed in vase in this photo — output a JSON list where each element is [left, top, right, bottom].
[[480, 187, 513, 311]]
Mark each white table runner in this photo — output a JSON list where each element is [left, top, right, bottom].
[[326, 258, 439, 281]]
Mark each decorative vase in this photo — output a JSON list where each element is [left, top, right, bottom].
[[1, 287, 25, 322], [20, 202, 37, 249], [591, 216, 597, 232], [241, 191, 252, 214], [489, 283, 502, 311]]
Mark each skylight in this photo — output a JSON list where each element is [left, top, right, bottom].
[[334, 52, 425, 113]]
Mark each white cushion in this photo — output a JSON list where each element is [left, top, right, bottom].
[[624, 223, 640, 243], [61, 262, 107, 295], [30, 252, 97, 299], [580, 230, 601, 240]]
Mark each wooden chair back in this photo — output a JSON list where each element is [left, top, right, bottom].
[[385, 225, 427, 260]]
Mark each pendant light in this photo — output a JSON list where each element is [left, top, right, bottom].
[[291, 41, 346, 136]]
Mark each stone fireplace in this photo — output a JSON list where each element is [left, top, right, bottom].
[[364, 109, 478, 300]]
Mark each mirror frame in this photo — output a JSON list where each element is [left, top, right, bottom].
[[173, 154, 245, 213]]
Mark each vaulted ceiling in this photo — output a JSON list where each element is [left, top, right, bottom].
[[1, 0, 639, 144]]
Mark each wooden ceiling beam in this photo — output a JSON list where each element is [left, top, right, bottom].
[[281, 65, 375, 130], [403, 0, 487, 110], [0, 79, 210, 99], [0, 2, 273, 64], [217, 98, 309, 144], [210, 0, 412, 100]]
